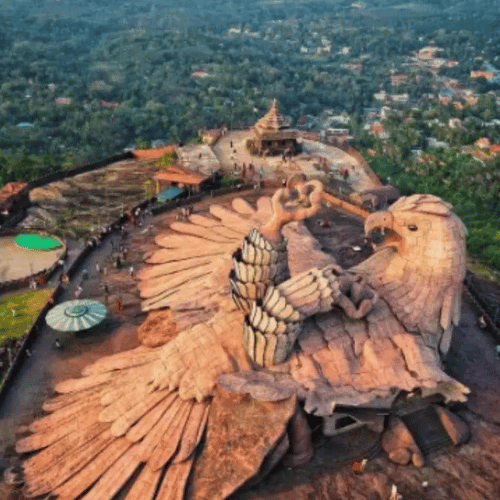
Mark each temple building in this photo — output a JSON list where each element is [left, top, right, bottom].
[[247, 100, 301, 156]]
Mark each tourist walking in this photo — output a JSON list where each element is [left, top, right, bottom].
[[74, 285, 83, 299], [101, 283, 109, 305], [129, 266, 135, 278], [115, 296, 123, 312], [477, 315, 488, 329], [103, 283, 109, 305]]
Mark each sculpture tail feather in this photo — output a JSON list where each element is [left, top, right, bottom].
[[17, 362, 209, 499]]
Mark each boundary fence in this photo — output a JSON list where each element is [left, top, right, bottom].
[[27, 152, 134, 189]]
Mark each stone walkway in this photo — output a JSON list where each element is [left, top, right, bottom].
[[301, 140, 377, 192]]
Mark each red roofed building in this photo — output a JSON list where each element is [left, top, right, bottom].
[[191, 71, 209, 79], [132, 145, 176, 160], [55, 97, 73, 106], [154, 166, 209, 194], [471, 70, 494, 80], [439, 95, 451, 106], [0, 181, 30, 224], [99, 100, 120, 109], [369, 122, 389, 139], [476, 137, 491, 149], [474, 138, 500, 157]]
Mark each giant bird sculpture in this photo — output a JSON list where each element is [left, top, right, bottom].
[[16, 180, 470, 499]]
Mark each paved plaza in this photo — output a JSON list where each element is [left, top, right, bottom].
[[212, 130, 376, 191], [177, 144, 221, 176]]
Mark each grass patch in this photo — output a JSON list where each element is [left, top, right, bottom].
[[467, 257, 500, 284], [14, 233, 62, 251], [0, 288, 54, 346]]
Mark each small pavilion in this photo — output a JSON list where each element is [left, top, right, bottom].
[[154, 166, 209, 196], [247, 100, 301, 156]]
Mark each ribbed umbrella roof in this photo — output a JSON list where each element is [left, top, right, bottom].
[[45, 299, 107, 332]]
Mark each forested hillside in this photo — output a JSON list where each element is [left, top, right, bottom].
[[1, 0, 499, 182]]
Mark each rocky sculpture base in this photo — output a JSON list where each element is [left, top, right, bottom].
[[382, 404, 470, 466]]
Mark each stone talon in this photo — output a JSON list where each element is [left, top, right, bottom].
[[260, 179, 323, 243], [381, 416, 425, 466]]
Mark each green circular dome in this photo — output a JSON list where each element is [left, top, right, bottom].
[[14, 233, 63, 251]]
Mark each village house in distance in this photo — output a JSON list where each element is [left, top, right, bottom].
[[247, 100, 301, 156]]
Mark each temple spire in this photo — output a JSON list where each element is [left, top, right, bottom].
[[248, 99, 300, 156], [254, 99, 288, 134]]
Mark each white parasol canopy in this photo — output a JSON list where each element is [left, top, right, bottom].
[[45, 299, 107, 332]]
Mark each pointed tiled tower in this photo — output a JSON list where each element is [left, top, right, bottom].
[[254, 99, 287, 135], [250, 100, 299, 156]]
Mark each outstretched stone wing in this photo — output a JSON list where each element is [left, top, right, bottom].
[[139, 195, 334, 316], [292, 299, 469, 413], [220, 298, 469, 416]]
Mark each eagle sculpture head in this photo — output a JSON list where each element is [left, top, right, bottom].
[[355, 194, 467, 356]]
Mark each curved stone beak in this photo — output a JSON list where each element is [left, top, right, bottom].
[[364, 211, 404, 253]]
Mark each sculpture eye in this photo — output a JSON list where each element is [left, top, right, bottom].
[[408, 224, 418, 231]]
